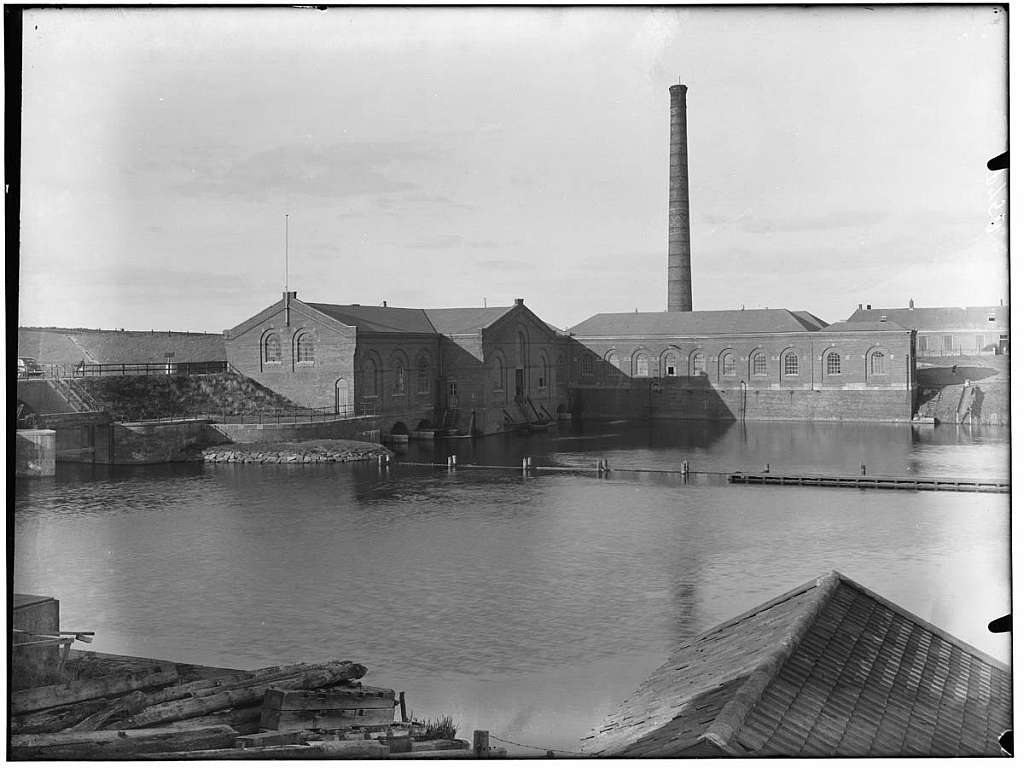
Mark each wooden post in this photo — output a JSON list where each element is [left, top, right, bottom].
[[473, 730, 489, 758], [398, 691, 407, 722]]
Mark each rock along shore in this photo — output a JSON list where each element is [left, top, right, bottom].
[[201, 439, 392, 465]]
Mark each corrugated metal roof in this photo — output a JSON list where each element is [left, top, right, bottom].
[[424, 307, 515, 335], [847, 306, 1008, 332], [568, 309, 829, 337], [583, 571, 1010, 757], [306, 304, 437, 334]]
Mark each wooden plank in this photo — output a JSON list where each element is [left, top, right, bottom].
[[143, 740, 389, 760], [412, 739, 471, 752], [11, 665, 179, 715], [10, 724, 237, 760], [126, 661, 366, 728], [263, 685, 395, 711], [235, 729, 319, 748], [386, 748, 478, 759], [10, 698, 113, 734], [261, 706, 395, 731]]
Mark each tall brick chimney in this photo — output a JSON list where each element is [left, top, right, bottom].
[[667, 84, 693, 312]]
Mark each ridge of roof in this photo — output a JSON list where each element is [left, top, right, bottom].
[[703, 572, 843, 753]]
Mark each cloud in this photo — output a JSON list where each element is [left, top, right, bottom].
[[736, 210, 888, 234], [173, 140, 432, 201], [405, 234, 507, 250]]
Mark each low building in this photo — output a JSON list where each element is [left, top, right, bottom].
[[847, 303, 1008, 358], [582, 570, 1011, 757], [224, 292, 569, 437], [566, 310, 917, 422]]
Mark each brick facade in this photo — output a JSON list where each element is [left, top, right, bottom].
[[225, 294, 569, 437], [566, 320, 916, 422]]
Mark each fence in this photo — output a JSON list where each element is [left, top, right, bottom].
[[47, 361, 231, 378]]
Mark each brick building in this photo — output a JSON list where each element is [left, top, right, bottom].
[[847, 303, 1008, 358], [565, 311, 917, 422], [224, 292, 568, 437]]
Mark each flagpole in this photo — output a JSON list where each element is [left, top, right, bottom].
[[285, 214, 289, 292]]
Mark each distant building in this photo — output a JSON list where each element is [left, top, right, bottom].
[[582, 570, 1011, 757], [847, 303, 1008, 358], [224, 292, 568, 437], [565, 311, 917, 421]]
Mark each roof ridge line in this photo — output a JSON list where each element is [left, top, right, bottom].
[[702, 571, 843, 755], [834, 572, 1012, 673]]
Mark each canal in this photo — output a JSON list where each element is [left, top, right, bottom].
[[13, 420, 1010, 755]]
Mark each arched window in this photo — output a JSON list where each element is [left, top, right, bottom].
[[635, 351, 650, 378], [581, 356, 594, 378], [296, 333, 315, 364], [364, 357, 378, 395], [783, 351, 799, 376], [721, 351, 736, 377], [556, 354, 565, 384], [870, 351, 886, 375], [751, 351, 767, 377], [606, 351, 620, 372], [663, 350, 678, 377], [264, 333, 281, 363], [393, 360, 407, 394], [539, 353, 549, 388], [826, 351, 841, 376], [417, 356, 430, 394], [692, 351, 706, 376]]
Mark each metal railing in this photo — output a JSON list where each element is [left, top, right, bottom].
[[49, 361, 231, 378]]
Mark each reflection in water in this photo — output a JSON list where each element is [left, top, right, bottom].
[[14, 421, 1010, 753]]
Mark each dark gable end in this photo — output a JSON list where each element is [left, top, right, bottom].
[[225, 298, 357, 339]]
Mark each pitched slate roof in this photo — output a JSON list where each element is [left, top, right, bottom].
[[568, 309, 829, 338], [423, 307, 515, 335], [582, 571, 1011, 758], [306, 304, 437, 334], [823, 319, 910, 333], [18, 328, 225, 365], [847, 306, 1008, 332]]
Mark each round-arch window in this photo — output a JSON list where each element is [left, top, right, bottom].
[[784, 351, 799, 376], [296, 333, 314, 363], [692, 351, 706, 375], [393, 361, 407, 394], [722, 352, 736, 377], [870, 351, 886, 375], [417, 357, 430, 394], [635, 353, 650, 378], [826, 351, 841, 375], [264, 334, 281, 363], [752, 352, 767, 377]]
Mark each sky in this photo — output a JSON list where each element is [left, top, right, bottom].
[[17, 5, 1008, 333]]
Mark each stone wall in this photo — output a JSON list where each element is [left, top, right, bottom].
[[574, 379, 914, 422], [212, 416, 383, 444], [16, 430, 57, 476], [112, 419, 229, 464]]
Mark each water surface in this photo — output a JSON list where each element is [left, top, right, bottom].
[[14, 421, 1010, 754]]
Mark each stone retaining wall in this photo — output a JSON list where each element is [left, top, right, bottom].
[[202, 444, 390, 464]]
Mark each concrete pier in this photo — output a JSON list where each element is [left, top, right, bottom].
[[16, 429, 56, 477]]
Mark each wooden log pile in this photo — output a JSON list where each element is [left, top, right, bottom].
[[9, 656, 498, 760]]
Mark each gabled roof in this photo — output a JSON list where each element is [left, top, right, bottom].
[[306, 304, 436, 335], [847, 306, 1008, 332], [583, 571, 1010, 758], [568, 309, 828, 337], [823, 319, 910, 333], [424, 307, 515, 335], [18, 327, 225, 365]]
